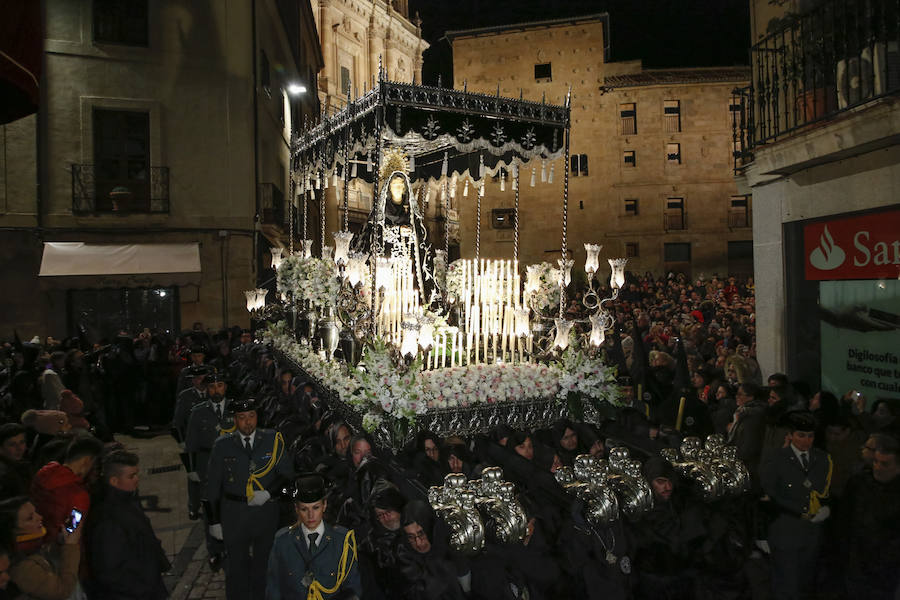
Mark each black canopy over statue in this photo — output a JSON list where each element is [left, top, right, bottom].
[[291, 59, 572, 316]]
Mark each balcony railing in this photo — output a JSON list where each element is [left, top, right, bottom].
[[748, 0, 900, 147], [258, 183, 285, 226], [72, 165, 169, 213]]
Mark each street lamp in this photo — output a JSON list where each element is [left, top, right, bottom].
[[287, 83, 307, 95]]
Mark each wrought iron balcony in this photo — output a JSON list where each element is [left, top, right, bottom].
[[747, 0, 900, 149], [72, 164, 169, 213]]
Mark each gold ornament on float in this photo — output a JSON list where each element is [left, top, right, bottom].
[[379, 147, 411, 181]]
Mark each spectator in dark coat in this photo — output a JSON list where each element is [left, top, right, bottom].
[[86, 450, 170, 599], [726, 383, 768, 483], [839, 436, 900, 600], [0, 424, 31, 498]]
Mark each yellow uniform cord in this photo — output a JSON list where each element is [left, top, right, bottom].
[[806, 454, 833, 517], [307, 530, 357, 600], [245, 431, 284, 500]]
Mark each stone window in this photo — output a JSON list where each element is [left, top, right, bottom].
[[620, 103, 637, 135], [664, 100, 681, 133], [341, 66, 351, 96], [93, 109, 151, 211], [626, 242, 640, 258], [624, 198, 638, 215], [534, 63, 552, 81], [93, 0, 148, 46], [664, 242, 691, 263], [491, 208, 515, 229], [729, 195, 751, 228], [666, 142, 682, 164], [571, 154, 589, 176], [623, 150, 636, 167], [665, 197, 686, 230]]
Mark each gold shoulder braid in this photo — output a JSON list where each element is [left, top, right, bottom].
[[307, 529, 357, 600], [805, 454, 833, 518], [245, 431, 284, 500]]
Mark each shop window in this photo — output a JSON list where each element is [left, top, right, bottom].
[[93, 0, 148, 46]]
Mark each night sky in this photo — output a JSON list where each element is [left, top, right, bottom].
[[409, 0, 751, 85]]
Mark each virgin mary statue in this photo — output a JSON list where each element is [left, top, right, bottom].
[[353, 148, 439, 308]]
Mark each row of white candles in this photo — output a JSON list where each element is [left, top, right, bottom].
[[376, 257, 420, 342]]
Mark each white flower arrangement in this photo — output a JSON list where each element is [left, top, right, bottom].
[[526, 261, 562, 315], [276, 254, 340, 310], [444, 259, 465, 302], [266, 323, 622, 432], [553, 346, 624, 407]]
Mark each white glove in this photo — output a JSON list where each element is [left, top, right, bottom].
[[247, 490, 271, 507], [209, 524, 223, 540], [810, 505, 831, 523], [187, 471, 201, 482]]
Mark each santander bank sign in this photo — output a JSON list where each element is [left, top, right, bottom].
[[804, 208, 900, 280]]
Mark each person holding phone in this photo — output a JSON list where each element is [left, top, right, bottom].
[[0, 495, 82, 600]]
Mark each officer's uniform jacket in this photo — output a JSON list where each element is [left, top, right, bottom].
[[265, 523, 361, 599], [173, 386, 205, 441], [206, 428, 292, 508], [761, 445, 831, 518], [185, 398, 233, 479]]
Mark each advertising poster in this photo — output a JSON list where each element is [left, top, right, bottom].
[[819, 279, 900, 401]]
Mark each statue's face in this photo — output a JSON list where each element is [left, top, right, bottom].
[[389, 176, 405, 205]]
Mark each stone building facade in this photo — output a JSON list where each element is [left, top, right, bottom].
[[0, 0, 322, 337], [738, 0, 900, 392], [447, 15, 751, 279]]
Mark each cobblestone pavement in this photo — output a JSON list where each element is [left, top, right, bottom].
[[117, 433, 225, 599]]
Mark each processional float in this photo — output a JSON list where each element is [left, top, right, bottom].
[[251, 62, 750, 549]]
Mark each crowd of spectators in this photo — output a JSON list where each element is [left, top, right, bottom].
[[0, 272, 897, 599]]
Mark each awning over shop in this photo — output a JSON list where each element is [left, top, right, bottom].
[[38, 242, 202, 289]]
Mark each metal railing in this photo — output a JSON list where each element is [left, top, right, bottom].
[[72, 165, 169, 213], [749, 0, 900, 147]]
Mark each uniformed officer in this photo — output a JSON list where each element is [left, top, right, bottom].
[[186, 371, 235, 569], [176, 344, 208, 396], [760, 411, 833, 600], [206, 397, 294, 600], [172, 364, 210, 443], [266, 473, 361, 600]]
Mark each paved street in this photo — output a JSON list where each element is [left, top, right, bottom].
[[117, 433, 225, 599]]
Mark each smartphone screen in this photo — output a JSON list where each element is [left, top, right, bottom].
[[65, 508, 83, 533]]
